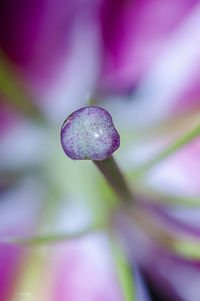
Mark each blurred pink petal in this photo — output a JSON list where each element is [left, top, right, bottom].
[[146, 137, 200, 198], [50, 234, 123, 301], [175, 66, 200, 112]]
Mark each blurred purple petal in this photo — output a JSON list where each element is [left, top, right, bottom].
[[119, 213, 200, 301], [134, 267, 151, 301], [147, 203, 200, 238]]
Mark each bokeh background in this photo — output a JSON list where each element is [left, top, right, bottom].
[[0, 1, 200, 300]]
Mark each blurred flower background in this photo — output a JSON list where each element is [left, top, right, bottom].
[[0, 0, 200, 300]]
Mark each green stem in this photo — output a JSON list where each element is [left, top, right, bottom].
[[109, 233, 135, 301], [93, 156, 133, 204]]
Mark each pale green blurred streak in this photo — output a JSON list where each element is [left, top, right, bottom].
[[132, 124, 200, 179], [132, 182, 200, 206], [2, 224, 103, 246], [174, 239, 200, 259]]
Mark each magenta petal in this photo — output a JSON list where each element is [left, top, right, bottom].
[[0, 244, 25, 301], [100, 0, 199, 92], [0, 0, 77, 82]]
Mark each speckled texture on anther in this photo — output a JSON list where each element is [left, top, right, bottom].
[[61, 106, 120, 160]]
